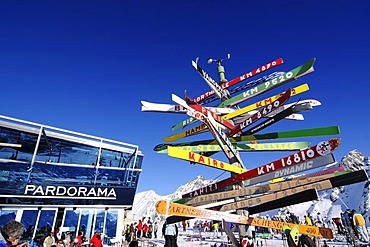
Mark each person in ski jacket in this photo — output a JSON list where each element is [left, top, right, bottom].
[[341, 211, 350, 227], [289, 212, 299, 224], [136, 220, 142, 238], [142, 222, 149, 238], [162, 219, 178, 247], [241, 236, 254, 247], [304, 215, 312, 226], [129, 223, 136, 242], [75, 231, 83, 246], [203, 221, 210, 232], [89, 232, 102, 247], [346, 209, 358, 238], [124, 224, 131, 242], [212, 222, 219, 238], [153, 222, 158, 239], [181, 221, 186, 232], [315, 212, 323, 226], [332, 217, 344, 234], [352, 210, 369, 242], [147, 222, 153, 238]]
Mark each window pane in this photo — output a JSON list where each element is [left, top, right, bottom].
[[0, 210, 16, 228], [63, 210, 80, 229]]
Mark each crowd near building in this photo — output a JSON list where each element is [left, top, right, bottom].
[[0, 115, 143, 247]]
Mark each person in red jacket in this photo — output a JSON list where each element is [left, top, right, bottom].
[[136, 219, 143, 238], [142, 222, 149, 238], [89, 231, 102, 247], [76, 231, 84, 245]]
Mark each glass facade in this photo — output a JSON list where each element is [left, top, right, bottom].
[[0, 115, 143, 246]]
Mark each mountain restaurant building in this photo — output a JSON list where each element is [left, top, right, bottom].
[[0, 115, 143, 246]]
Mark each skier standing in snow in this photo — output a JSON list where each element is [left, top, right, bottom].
[[181, 221, 186, 232], [136, 219, 142, 239], [129, 223, 136, 242], [305, 214, 313, 226], [153, 222, 158, 239], [212, 222, 219, 239], [316, 212, 323, 227], [332, 217, 344, 235], [162, 218, 178, 247], [142, 221, 148, 238], [148, 222, 153, 238], [352, 210, 369, 243]]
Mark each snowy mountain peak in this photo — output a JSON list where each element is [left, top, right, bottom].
[[340, 149, 368, 171], [167, 175, 216, 200]]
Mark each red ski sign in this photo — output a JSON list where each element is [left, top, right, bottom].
[[182, 138, 340, 198], [193, 58, 284, 103]]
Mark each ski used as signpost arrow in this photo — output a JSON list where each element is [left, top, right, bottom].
[[155, 200, 249, 224], [219, 179, 334, 212], [232, 99, 320, 125], [141, 101, 234, 114], [199, 72, 285, 105], [228, 88, 291, 136], [204, 111, 244, 166], [185, 93, 235, 130], [183, 165, 343, 206], [171, 83, 309, 133], [247, 189, 318, 215], [172, 93, 244, 166], [192, 60, 230, 100], [155, 141, 311, 154], [233, 126, 340, 143], [217, 58, 315, 108], [166, 190, 319, 225], [182, 138, 341, 198], [155, 200, 333, 239], [167, 146, 247, 174], [193, 58, 284, 104], [241, 102, 313, 136], [247, 216, 333, 239], [243, 153, 337, 187], [163, 88, 293, 142], [155, 126, 340, 153]]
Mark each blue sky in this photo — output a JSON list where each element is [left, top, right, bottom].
[[1, 1, 369, 195]]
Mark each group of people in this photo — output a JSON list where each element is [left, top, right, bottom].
[[339, 209, 369, 243], [123, 218, 159, 244], [123, 218, 178, 247], [42, 228, 102, 247], [0, 220, 103, 247], [192, 220, 221, 234], [303, 209, 369, 243]]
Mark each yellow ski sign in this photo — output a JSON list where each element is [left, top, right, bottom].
[[168, 146, 246, 174], [163, 83, 309, 142]]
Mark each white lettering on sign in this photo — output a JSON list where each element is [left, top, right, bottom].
[[24, 185, 117, 199]]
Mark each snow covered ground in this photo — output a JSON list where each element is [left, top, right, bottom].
[[134, 229, 354, 247]]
